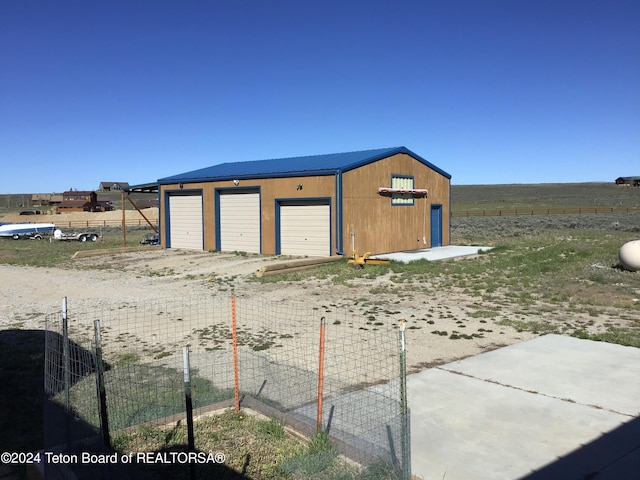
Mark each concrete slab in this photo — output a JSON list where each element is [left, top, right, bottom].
[[408, 335, 640, 480], [373, 245, 492, 263], [441, 335, 640, 417]]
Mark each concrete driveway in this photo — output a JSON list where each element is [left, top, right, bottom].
[[373, 245, 493, 263], [408, 335, 640, 480]]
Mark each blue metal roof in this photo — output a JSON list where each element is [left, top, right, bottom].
[[158, 146, 451, 184]]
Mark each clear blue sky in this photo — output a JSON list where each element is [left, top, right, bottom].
[[1, 1, 638, 193]]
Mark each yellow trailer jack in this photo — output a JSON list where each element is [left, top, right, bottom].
[[347, 251, 390, 267]]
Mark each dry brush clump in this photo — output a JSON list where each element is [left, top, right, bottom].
[[452, 213, 640, 242], [452, 182, 640, 208]]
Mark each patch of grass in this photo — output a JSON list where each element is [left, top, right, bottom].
[[449, 332, 476, 340], [572, 328, 640, 348], [0, 228, 156, 267], [279, 430, 340, 478], [469, 309, 499, 319], [254, 230, 639, 325], [496, 319, 560, 335], [113, 352, 140, 365], [115, 411, 399, 479], [257, 418, 285, 439], [451, 183, 640, 212], [117, 410, 305, 479], [56, 362, 233, 431]]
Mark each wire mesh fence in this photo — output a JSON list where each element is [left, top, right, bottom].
[[43, 294, 410, 479]]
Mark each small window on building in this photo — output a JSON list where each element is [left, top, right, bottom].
[[391, 175, 414, 205]]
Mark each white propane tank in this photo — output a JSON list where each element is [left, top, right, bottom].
[[54, 229, 63, 240], [619, 240, 640, 272]]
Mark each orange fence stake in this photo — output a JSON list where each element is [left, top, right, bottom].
[[232, 294, 240, 412]]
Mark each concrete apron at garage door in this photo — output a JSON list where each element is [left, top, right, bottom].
[[373, 245, 493, 263], [408, 334, 640, 480]]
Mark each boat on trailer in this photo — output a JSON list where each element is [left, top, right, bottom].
[[0, 223, 57, 239]]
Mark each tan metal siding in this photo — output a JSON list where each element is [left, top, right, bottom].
[[342, 153, 450, 254], [219, 192, 260, 253], [280, 203, 330, 256], [169, 195, 203, 250]]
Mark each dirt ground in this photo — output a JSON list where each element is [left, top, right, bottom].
[[0, 244, 541, 372], [7, 208, 638, 371]]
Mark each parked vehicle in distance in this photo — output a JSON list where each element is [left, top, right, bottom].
[[140, 233, 159, 245], [53, 229, 99, 242]]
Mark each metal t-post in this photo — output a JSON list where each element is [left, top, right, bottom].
[[62, 297, 70, 412], [183, 346, 196, 480], [183, 346, 195, 450], [94, 319, 111, 448], [399, 319, 411, 480], [316, 317, 326, 433]]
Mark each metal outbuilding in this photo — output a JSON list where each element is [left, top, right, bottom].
[[157, 146, 451, 256]]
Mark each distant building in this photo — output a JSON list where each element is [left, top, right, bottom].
[[98, 182, 130, 191], [58, 191, 114, 212], [31, 193, 63, 206], [615, 176, 640, 187], [134, 198, 159, 209]]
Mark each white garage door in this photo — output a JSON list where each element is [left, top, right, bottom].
[[219, 192, 260, 253], [169, 195, 203, 250], [280, 202, 330, 257]]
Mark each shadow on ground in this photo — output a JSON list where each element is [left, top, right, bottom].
[[521, 415, 640, 480], [0, 329, 45, 477], [0, 329, 249, 480]]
